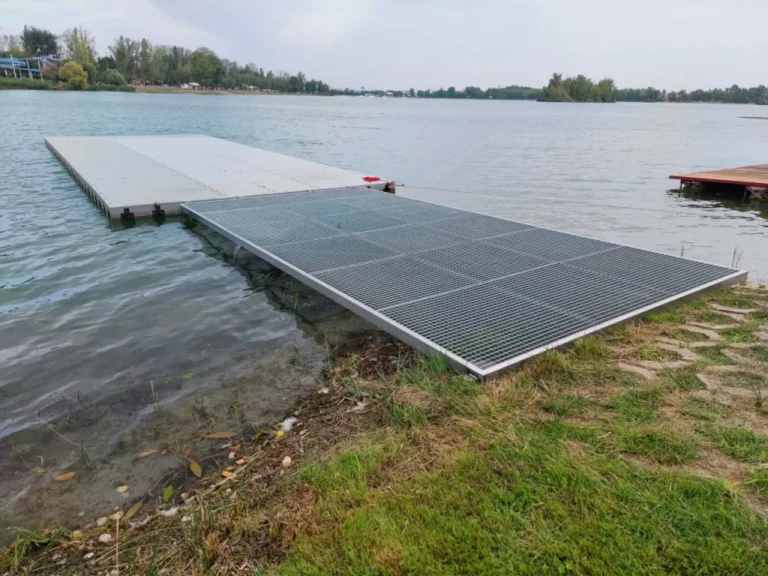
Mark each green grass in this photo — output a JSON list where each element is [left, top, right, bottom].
[[708, 294, 760, 309], [705, 427, 768, 463], [279, 427, 766, 575], [542, 394, 593, 418], [739, 346, 768, 363], [719, 371, 767, 390], [607, 387, 663, 423], [661, 365, 707, 391], [680, 398, 727, 422], [667, 328, 712, 343], [6, 288, 768, 575], [745, 469, 768, 498], [694, 345, 736, 365], [721, 322, 761, 344], [693, 310, 742, 325], [618, 429, 700, 464]]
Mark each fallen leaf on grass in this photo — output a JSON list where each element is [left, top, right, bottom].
[[54, 471, 76, 482], [205, 432, 236, 439], [189, 460, 202, 478], [163, 485, 174, 502], [235, 458, 245, 466], [123, 500, 143, 523], [137, 449, 159, 458], [220, 470, 232, 478]]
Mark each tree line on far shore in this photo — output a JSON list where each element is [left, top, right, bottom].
[[414, 73, 768, 104], [0, 25, 330, 94]]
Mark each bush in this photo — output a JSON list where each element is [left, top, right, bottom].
[[81, 61, 98, 84], [102, 69, 126, 86], [58, 61, 88, 90], [86, 84, 135, 92], [0, 77, 54, 90]]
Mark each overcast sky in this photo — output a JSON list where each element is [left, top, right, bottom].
[[1, 0, 766, 90]]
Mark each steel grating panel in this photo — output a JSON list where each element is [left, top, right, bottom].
[[417, 241, 548, 281], [314, 209, 407, 233], [182, 187, 746, 378], [267, 235, 397, 273], [358, 224, 464, 253], [427, 212, 533, 239], [485, 228, 617, 261], [317, 256, 475, 310], [567, 247, 736, 295]]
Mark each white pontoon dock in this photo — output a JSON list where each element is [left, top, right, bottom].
[[45, 135, 390, 223]]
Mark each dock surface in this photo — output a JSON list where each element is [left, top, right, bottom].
[[45, 135, 386, 220], [183, 188, 744, 379], [670, 164, 768, 187]]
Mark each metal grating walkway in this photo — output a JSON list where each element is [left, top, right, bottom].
[[182, 188, 746, 378]]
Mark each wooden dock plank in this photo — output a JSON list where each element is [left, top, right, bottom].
[[670, 164, 768, 187]]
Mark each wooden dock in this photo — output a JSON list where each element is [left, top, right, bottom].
[[670, 164, 768, 188]]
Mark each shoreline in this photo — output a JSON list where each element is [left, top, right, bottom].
[[4, 283, 768, 574]]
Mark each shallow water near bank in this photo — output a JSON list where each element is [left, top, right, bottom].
[[1, 92, 768, 538]]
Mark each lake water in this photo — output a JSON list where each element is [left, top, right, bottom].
[[1, 91, 767, 537]]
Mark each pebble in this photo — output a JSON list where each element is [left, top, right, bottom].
[[71, 530, 83, 540], [180, 492, 190, 500], [83, 552, 95, 560], [116, 485, 128, 494], [181, 515, 191, 523], [98, 533, 113, 544], [280, 416, 298, 432], [96, 517, 108, 527], [282, 456, 292, 468]]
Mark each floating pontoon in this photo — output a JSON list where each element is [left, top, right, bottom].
[[48, 135, 746, 379]]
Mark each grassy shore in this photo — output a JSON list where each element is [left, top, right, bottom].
[[3, 284, 768, 574]]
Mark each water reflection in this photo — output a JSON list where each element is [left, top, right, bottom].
[[667, 186, 768, 220]]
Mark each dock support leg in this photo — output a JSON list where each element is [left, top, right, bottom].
[[233, 245, 242, 258]]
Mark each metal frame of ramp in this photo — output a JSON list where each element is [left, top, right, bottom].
[[182, 188, 746, 380]]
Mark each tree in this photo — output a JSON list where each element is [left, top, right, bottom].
[[58, 61, 88, 89], [102, 69, 126, 86], [81, 61, 98, 84], [139, 39, 152, 82], [0, 34, 23, 57], [597, 78, 616, 102], [190, 47, 224, 87], [21, 26, 58, 56], [60, 27, 96, 64], [109, 36, 139, 79]]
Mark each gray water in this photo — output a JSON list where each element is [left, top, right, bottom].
[[1, 91, 767, 536]]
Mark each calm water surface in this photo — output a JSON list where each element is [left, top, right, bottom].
[[1, 92, 767, 536]]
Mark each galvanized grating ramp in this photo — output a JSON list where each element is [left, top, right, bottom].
[[182, 188, 746, 378]]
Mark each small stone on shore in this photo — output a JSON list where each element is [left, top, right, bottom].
[[282, 456, 292, 468], [98, 533, 113, 544]]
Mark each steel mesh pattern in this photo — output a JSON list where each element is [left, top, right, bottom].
[[417, 241, 548, 281], [568, 247, 735, 295], [317, 256, 474, 310], [427, 212, 533, 239], [489, 263, 667, 324], [314, 210, 407, 233], [358, 224, 463, 253], [267, 235, 396, 273], [385, 284, 591, 370], [485, 228, 616, 261], [184, 187, 742, 377]]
